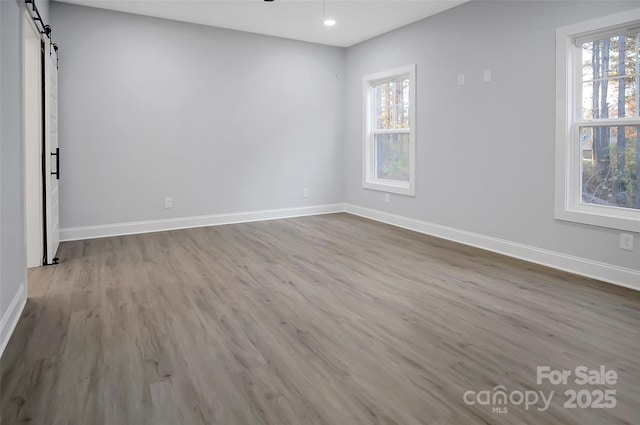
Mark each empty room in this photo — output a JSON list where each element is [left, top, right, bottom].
[[1, 0, 640, 424]]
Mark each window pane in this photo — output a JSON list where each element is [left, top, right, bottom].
[[582, 77, 637, 119], [395, 79, 410, 129], [580, 125, 640, 210], [374, 78, 410, 130], [375, 133, 410, 182], [581, 34, 638, 119], [374, 82, 392, 130]]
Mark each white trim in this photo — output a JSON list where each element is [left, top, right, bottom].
[[560, 8, 640, 43], [60, 203, 344, 241], [555, 9, 640, 233], [343, 204, 640, 291], [57, 202, 640, 291], [577, 117, 640, 127], [362, 64, 416, 197], [0, 282, 27, 357]]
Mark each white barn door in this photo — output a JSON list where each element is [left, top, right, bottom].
[[44, 39, 60, 264]]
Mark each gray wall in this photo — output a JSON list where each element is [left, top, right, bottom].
[[344, 0, 640, 271], [51, 2, 345, 229], [1, 0, 4, 322], [1, 0, 26, 327], [1, 0, 49, 344]]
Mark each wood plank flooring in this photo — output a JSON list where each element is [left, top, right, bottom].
[[1, 213, 639, 424]]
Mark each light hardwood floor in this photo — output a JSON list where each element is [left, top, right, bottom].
[[1, 213, 639, 424]]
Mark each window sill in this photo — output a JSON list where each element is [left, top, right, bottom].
[[555, 205, 640, 233], [363, 180, 415, 197]]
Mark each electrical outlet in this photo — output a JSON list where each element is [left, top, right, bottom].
[[457, 73, 465, 86], [164, 197, 173, 209], [620, 233, 634, 251], [384, 193, 390, 203], [303, 188, 309, 198]]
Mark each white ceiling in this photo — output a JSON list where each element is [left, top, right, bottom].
[[55, 0, 468, 47]]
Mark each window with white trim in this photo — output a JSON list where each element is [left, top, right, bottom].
[[556, 10, 640, 232], [363, 65, 416, 196]]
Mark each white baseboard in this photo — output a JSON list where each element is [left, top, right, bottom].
[[58, 202, 639, 291], [344, 203, 640, 291], [0, 282, 27, 358], [60, 203, 345, 242]]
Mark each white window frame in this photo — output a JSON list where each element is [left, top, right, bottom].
[[363, 65, 416, 196], [555, 9, 640, 233]]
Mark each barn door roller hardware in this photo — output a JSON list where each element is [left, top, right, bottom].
[[25, 0, 59, 66]]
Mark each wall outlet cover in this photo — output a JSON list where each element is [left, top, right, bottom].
[[620, 233, 634, 251]]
